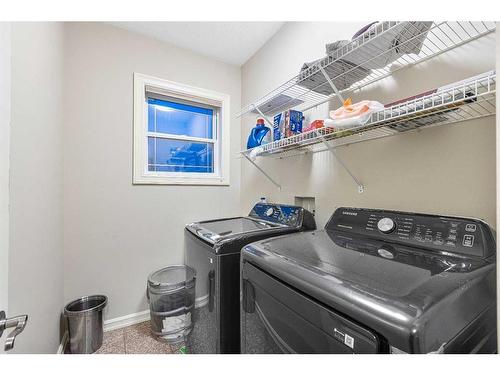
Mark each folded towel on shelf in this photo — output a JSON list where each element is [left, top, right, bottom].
[[251, 94, 304, 116], [298, 41, 371, 96], [296, 22, 433, 97], [340, 21, 434, 69]]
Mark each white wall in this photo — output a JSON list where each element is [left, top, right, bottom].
[[241, 22, 496, 229], [0, 22, 11, 314], [63, 23, 241, 320], [8, 22, 65, 353]]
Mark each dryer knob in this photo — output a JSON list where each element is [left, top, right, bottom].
[[377, 218, 396, 234]]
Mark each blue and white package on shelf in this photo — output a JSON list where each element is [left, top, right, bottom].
[[273, 113, 284, 141], [273, 110, 304, 141]]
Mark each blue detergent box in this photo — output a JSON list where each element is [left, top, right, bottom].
[[273, 110, 303, 141], [273, 113, 285, 141]]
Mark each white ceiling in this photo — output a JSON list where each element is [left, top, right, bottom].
[[110, 22, 284, 66]]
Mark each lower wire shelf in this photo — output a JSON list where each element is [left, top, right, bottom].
[[241, 71, 496, 160]]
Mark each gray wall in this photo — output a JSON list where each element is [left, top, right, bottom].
[[241, 22, 496, 230], [8, 22, 64, 353], [63, 23, 242, 320]]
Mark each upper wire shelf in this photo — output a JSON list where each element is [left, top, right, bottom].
[[237, 21, 495, 118], [241, 71, 496, 160]]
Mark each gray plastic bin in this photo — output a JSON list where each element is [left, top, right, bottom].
[[147, 265, 196, 343], [64, 295, 108, 354]]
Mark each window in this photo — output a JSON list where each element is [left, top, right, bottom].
[[146, 97, 216, 174], [133, 73, 230, 185]]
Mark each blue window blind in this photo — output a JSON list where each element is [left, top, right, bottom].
[[147, 97, 215, 174]]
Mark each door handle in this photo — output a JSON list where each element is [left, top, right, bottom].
[[208, 270, 215, 312], [0, 310, 28, 351]]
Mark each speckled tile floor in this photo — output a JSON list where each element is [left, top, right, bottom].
[[92, 321, 179, 354]]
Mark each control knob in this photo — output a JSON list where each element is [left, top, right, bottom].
[[377, 218, 396, 234], [265, 207, 274, 217]]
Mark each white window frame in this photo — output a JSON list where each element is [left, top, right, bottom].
[[133, 73, 230, 185]]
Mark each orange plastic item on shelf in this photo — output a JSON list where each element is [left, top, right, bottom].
[[303, 119, 339, 134], [330, 98, 371, 120], [303, 120, 324, 133]]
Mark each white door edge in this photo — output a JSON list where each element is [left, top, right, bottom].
[[0, 22, 11, 315]]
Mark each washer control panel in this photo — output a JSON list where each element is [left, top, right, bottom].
[[327, 207, 495, 259], [250, 203, 303, 227]]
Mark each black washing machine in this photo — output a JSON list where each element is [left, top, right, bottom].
[[241, 207, 496, 354], [185, 203, 315, 353]]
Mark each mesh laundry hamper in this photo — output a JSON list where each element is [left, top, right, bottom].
[[147, 265, 196, 343]]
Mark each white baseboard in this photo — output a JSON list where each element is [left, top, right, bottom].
[[104, 310, 150, 332], [57, 331, 68, 354]]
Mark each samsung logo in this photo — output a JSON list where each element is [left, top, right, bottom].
[[342, 211, 357, 216]]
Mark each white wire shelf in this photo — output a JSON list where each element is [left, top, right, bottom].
[[238, 21, 495, 118], [241, 71, 496, 160]]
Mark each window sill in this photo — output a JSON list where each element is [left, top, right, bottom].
[[133, 175, 230, 186]]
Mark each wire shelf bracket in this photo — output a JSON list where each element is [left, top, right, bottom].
[[319, 66, 345, 106], [314, 129, 365, 193], [242, 153, 282, 190]]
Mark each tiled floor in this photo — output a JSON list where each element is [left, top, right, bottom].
[[94, 321, 179, 354]]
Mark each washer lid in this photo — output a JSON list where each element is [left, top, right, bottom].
[[198, 217, 280, 236], [148, 265, 196, 290], [186, 217, 284, 245]]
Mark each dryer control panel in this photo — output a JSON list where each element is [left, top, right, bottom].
[[327, 207, 496, 259]]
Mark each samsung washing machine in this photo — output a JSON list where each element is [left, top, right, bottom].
[[241, 207, 496, 354], [184, 202, 316, 353]]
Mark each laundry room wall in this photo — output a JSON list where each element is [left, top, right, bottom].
[[241, 22, 496, 229], [8, 22, 65, 353], [63, 23, 241, 320]]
